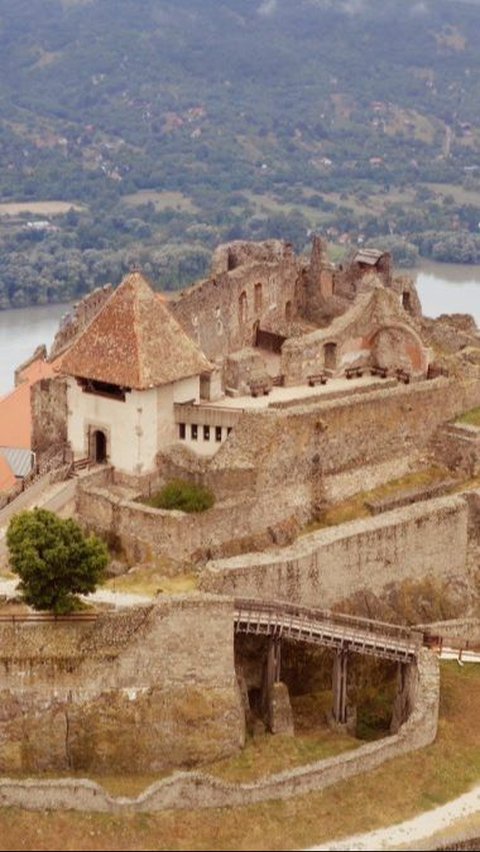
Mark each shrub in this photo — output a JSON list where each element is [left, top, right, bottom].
[[145, 479, 215, 513]]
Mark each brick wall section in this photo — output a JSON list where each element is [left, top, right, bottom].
[[0, 595, 245, 774], [200, 496, 472, 609], [0, 648, 439, 813]]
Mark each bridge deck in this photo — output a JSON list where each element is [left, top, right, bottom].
[[234, 599, 422, 662]]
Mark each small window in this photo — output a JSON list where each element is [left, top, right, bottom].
[[203, 425, 210, 441], [239, 291, 248, 324], [215, 426, 222, 442], [227, 427, 232, 436], [179, 423, 186, 440], [254, 282, 263, 312], [191, 424, 198, 441]]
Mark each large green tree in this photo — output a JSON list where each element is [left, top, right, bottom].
[[7, 508, 108, 614]]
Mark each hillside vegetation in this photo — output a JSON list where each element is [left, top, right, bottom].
[[2, 0, 480, 306]]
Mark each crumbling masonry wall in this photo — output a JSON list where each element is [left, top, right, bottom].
[[0, 649, 439, 814], [0, 595, 245, 774], [76, 378, 480, 564], [30, 376, 68, 456], [169, 243, 302, 361], [201, 495, 472, 609]]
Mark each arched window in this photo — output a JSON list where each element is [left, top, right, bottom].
[[402, 291, 412, 313], [239, 290, 248, 324], [254, 282, 263, 312]]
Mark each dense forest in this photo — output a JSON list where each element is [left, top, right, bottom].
[[2, 0, 480, 307]]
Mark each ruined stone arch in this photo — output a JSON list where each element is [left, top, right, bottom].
[[368, 323, 425, 373]]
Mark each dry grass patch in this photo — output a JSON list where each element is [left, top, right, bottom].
[[0, 664, 478, 851], [0, 201, 84, 216], [303, 466, 453, 534], [103, 564, 198, 597], [458, 407, 480, 428], [209, 727, 359, 784]]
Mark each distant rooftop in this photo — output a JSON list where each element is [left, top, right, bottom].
[[353, 248, 386, 266]]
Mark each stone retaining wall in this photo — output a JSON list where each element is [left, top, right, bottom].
[[0, 595, 244, 774], [0, 648, 439, 813], [201, 495, 472, 609]]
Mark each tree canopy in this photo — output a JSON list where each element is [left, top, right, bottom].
[[6, 508, 108, 614]]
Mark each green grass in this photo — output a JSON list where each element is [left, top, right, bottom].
[[302, 466, 452, 534], [140, 479, 215, 513], [457, 407, 480, 427], [122, 189, 198, 212]]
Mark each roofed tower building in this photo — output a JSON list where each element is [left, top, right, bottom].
[[58, 271, 212, 476]]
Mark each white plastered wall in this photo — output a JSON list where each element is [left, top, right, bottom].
[[157, 375, 200, 450], [67, 377, 159, 475]]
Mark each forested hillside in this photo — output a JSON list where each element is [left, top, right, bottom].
[[2, 0, 480, 307]]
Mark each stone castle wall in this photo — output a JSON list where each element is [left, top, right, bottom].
[[30, 376, 68, 455], [211, 377, 480, 502], [0, 648, 439, 814], [76, 485, 303, 566], [76, 378, 480, 565], [200, 495, 472, 608], [170, 245, 302, 361], [0, 595, 245, 774]]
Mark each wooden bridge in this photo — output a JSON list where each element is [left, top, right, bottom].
[[234, 598, 422, 662], [234, 598, 423, 727]]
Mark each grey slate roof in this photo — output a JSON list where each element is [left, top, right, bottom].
[[0, 447, 35, 478]]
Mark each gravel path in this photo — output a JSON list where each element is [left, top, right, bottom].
[[0, 577, 152, 608], [308, 786, 480, 850]]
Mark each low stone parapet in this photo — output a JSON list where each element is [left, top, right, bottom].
[[0, 648, 439, 813]]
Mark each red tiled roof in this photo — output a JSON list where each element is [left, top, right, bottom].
[[0, 454, 16, 492], [58, 271, 212, 389], [0, 357, 56, 451]]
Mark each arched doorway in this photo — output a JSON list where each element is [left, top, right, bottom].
[[324, 342, 337, 370], [92, 429, 107, 463]]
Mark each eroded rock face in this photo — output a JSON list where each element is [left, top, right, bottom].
[[422, 313, 480, 355], [0, 596, 245, 774]]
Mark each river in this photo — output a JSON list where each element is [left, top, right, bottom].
[[0, 259, 479, 397], [0, 302, 70, 398], [412, 259, 480, 327]]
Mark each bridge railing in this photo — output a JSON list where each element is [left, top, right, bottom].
[[234, 597, 423, 647]]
